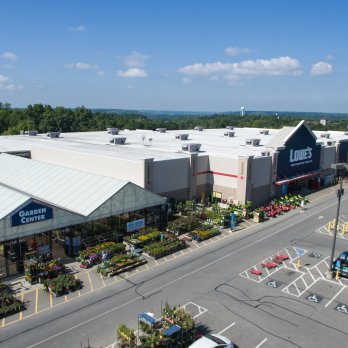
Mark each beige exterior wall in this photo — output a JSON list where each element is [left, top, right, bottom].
[[321, 146, 336, 169], [208, 156, 239, 187], [31, 146, 143, 186], [250, 156, 272, 187], [152, 158, 189, 194]]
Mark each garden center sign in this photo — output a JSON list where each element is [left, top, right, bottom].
[[11, 201, 53, 227]]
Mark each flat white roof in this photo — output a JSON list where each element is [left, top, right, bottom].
[[0, 126, 347, 161]]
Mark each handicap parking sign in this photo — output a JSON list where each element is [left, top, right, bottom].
[[306, 293, 323, 304], [335, 303, 348, 315]]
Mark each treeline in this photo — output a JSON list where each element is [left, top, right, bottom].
[[0, 103, 347, 135]]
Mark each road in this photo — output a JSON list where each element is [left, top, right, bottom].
[[1, 188, 348, 348]]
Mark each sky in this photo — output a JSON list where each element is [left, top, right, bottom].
[[1, 0, 347, 113]]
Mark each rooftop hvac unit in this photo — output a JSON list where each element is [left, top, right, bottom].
[[24, 130, 38, 136], [260, 130, 269, 135], [224, 131, 235, 137], [156, 128, 167, 133], [107, 128, 119, 135], [327, 141, 336, 146], [320, 133, 330, 138], [181, 143, 201, 153], [345, 132, 348, 135], [261, 151, 270, 156], [245, 138, 261, 146], [175, 134, 189, 140], [46, 132, 60, 138], [110, 137, 126, 145], [194, 126, 203, 131], [226, 126, 234, 130]]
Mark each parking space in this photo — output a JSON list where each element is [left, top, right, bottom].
[[316, 214, 348, 240]]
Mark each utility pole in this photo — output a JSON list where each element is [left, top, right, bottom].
[[326, 163, 347, 279]]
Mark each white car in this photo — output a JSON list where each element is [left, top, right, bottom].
[[188, 334, 235, 348]]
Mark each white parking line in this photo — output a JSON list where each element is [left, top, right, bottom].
[[325, 286, 346, 308], [218, 322, 235, 335], [255, 338, 268, 348]]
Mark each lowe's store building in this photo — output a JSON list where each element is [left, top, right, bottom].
[[0, 120, 347, 277]]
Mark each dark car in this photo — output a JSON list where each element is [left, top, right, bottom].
[[333, 251, 348, 277]]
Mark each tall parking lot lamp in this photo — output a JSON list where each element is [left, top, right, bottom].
[[326, 163, 348, 279]]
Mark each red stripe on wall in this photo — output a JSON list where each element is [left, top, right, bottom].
[[196, 170, 239, 178]]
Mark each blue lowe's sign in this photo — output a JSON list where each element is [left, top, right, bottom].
[[11, 201, 53, 227], [277, 123, 321, 180]]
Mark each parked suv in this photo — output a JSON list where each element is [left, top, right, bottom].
[[333, 251, 348, 277], [188, 334, 235, 348]]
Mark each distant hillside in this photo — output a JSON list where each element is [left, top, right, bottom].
[[92, 108, 348, 120]]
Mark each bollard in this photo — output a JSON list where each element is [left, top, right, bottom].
[[336, 270, 339, 281]]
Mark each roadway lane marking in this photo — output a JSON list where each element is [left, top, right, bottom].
[[87, 271, 94, 291], [255, 338, 267, 348], [19, 293, 24, 320], [35, 289, 38, 314], [217, 322, 235, 335], [325, 286, 346, 308]]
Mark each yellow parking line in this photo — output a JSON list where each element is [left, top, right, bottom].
[[19, 293, 24, 319], [87, 271, 94, 291], [99, 272, 106, 287], [154, 259, 159, 265], [145, 264, 149, 269], [64, 295, 68, 302], [2, 318, 5, 327], [172, 253, 177, 258], [163, 257, 168, 262], [50, 293, 53, 307], [35, 289, 38, 313]]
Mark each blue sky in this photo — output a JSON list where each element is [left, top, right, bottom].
[[1, 0, 347, 112]]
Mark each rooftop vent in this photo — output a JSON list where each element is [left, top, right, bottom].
[[181, 143, 201, 153], [245, 138, 261, 146], [175, 133, 189, 140], [47, 132, 60, 138], [224, 131, 235, 137], [107, 128, 119, 135], [226, 126, 234, 130], [110, 137, 127, 145], [261, 151, 270, 156], [194, 126, 203, 131], [24, 130, 38, 136], [156, 128, 167, 133], [320, 133, 330, 139], [260, 130, 269, 135]]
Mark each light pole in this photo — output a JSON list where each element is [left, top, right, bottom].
[[326, 163, 347, 279]]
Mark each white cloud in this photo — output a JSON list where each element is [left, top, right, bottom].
[[97, 70, 105, 76], [124, 52, 149, 68], [178, 56, 303, 81], [325, 54, 334, 60], [1, 52, 17, 61], [182, 77, 192, 84], [310, 61, 332, 76], [3, 64, 15, 69], [65, 62, 98, 70], [69, 25, 86, 32], [225, 47, 250, 56], [117, 68, 148, 78], [0, 74, 23, 90]]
